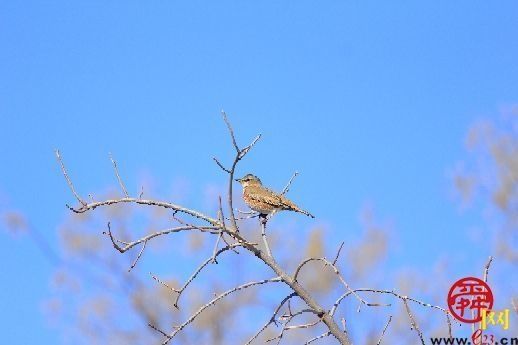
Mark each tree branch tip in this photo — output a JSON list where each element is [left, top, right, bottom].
[[213, 157, 231, 173]]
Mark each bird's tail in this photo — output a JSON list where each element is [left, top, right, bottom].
[[295, 207, 315, 218]]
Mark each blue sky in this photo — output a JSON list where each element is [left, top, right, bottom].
[[1, 1, 517, 343]]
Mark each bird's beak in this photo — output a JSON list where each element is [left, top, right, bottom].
[[235, 178, 241, 182]]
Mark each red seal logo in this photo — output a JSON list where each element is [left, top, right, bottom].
[[447, 277, 494, 323]]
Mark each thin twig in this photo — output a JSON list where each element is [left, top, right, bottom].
[[232, 213, 260, 221], [241, 134, 261, 156], [213, 157, 231, 173], [446, 311, 453, 339], [483, 256, 493, 282], [267, 318, 322, 344], [333, 241, 345, 265], [217, 196, 239, 253], [150, 273, 180, 293], [109, 153, 129, 197], [67, 197, 221, 226], [211, 232, 223, 264], [173, 243, 246, 309], [261, 218, 272, 257], [376, 315, 392, 345], [55, 150, 86, 206], [103, 222, 220, 253], [330, 288, 448, 317], [281, 171, 299, 195], [236, 209, 257, 215], [148, 323, 169, 338], [403, 297, 425, 345], [479, 256, 494, 332], [128, 240, 147, 272], [162, 277, 282, 344], [245, 293, 298, 345], [104, 222, 124, 253], [218, 111, 261, 233], [221, 110, 240, 153], [294, 257, 385, 310], [172, 213, 254, 247], [305, 331, 331, 344]]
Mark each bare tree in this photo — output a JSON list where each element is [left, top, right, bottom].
[[55, 112, 454, 344]]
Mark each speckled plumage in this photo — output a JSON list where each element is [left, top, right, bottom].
[[236, 174, 314, 218]]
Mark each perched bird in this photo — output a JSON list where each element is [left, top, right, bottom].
[[235, 174, 314, 218]]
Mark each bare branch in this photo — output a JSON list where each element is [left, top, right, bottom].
[[232, 208, 260, 220], [103, 222, 220, 253], [483, 255, 493, 282], [333, 241, 345, 265], [305, 331, 331, 344], [403, 297, 425, 345], [245, 293, 298, 345], [236, 209, 258, 215], [221, 110, 240, 153], [103, 222, 124, 253], [267, 316, 322, 344], [477, 255, 495, 333], [294, 257, 385, 311], [330, 288, 448, 318], [233, 213, 260, 221], [172, 212, 253, 248], [281, 171, 299, 195], [213, 157, 231, 173], [162, 277, 282, 344], [148, 323, 169, 338], [55, 150, 86, 206], [128, 240, 147, 272], [68, 197, 220, 226], [376, 315, 392, 345], [211, 232, 223, 264], [109, 153, 129, 197], [217, 196, 239, 253], [217, 196, 228, 234], [261, 217, 273, 257], [218, 112, 262, 233], [150, 272, 180, 293], [240, 134, 261, 157], [173, 243, 246, 309], [446, 311, 453, 339]]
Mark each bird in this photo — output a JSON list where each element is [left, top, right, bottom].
[[235, 174, 314, 218]]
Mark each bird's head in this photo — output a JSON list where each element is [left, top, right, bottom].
[[235, 174, 262, 187]]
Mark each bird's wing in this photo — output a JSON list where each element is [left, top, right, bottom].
[[249, 187, 297, 210]]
